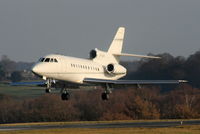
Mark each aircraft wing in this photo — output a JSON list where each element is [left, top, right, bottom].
[[10, 81, 46, 86], [83, 78, 187, 85]]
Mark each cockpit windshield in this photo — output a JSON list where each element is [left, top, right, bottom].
[[45, 58, 50, 62], [39, 58, 45, 62], [50, 58, 54, 62], [41, 58, 45, 62], [39, 57, 58, 63]]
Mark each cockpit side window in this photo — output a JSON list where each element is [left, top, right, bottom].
[[44, 58, 50, 62], [41, 58, 45, 62], [39, 58, 45, 62], [38, 57, 58, 63], [50, 58, 54, 62], [54, 59, 58, 62], [38, 58, 42, 62]]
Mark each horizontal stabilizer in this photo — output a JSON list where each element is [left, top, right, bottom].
[[113, 53, 161, 59]]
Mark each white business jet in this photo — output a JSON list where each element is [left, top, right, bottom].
[[12, 27, 186, 100]]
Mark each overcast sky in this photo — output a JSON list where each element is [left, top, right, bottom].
[[0, 0, 200, 62]]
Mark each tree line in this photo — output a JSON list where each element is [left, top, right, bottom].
[[0, 84, 199, 123], [0, 55, 35, 82], [123, 50, 200, 89]]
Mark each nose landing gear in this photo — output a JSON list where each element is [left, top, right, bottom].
[[45, 78, 53, 93], [45, 88, 51, 93]]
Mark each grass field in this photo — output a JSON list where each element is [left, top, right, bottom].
[[0, 125, 199, 134], [0, 83, 51, 99], [0, 82, 88, 99]]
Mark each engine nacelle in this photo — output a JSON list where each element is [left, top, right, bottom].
[[106, 64, 127, 75], [89, 48, 121, 65], [89, 49, 107, 59], [89, 49, 97, 59]]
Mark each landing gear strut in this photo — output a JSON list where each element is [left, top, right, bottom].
[[101, 84, 113, 101], [45, 79, 52, 93]]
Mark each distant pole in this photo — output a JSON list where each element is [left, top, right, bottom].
[[180, 121, 183, 125]]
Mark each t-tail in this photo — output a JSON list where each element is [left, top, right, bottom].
[[89, 27, 160, 65]]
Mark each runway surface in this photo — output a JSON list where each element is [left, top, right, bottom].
[[0, 120, 200, 131]]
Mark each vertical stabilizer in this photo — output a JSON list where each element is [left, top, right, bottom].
[[108, 27, 125, 54]]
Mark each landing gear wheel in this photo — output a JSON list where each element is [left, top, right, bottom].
[[45, 88, 51, 93], [61, 93, 70, 101], [101, 93, 109, 100]]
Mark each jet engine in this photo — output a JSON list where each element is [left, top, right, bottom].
[[89, 49, 97, 59], [106, 64, 126, 75]]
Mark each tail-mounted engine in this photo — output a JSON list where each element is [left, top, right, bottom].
[[89, 48, 119, 65], [105, 63, 126, 75], [89, 49, 97, 59], [89, 49, 126, 75]]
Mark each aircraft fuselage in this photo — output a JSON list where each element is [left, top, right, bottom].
[[32, 54, 126, 84]]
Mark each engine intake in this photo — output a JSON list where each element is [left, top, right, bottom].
[[107, 64, 114, 72], [106, 64, 126, 75], [89, 50, 97, 59]]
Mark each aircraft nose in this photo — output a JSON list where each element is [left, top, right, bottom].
[[32, 64, 41, 74]]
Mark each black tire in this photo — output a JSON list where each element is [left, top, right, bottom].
[[101, 93, 109, 100], [61, 93, 70, 101], [45, 88, 51, 93]]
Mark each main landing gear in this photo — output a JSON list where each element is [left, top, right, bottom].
[[101, 92, 109, 100], [61, 88, 70, 101], [101, 84, 113, 101], [45, 78, 113, 101]]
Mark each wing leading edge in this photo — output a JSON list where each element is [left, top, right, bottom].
[[83, 78, 187, 85]]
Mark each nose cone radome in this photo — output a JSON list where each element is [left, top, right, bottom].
[[32, 64, 42, 74]]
